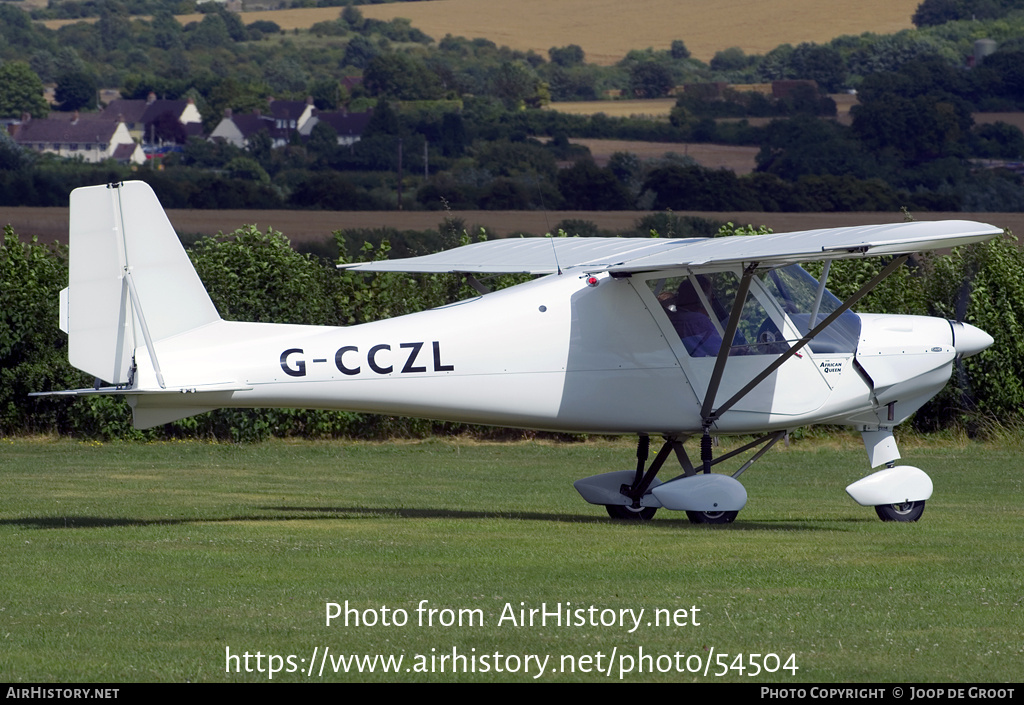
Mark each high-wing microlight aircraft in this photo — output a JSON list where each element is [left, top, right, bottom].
[[40, 181, 1002, 523]]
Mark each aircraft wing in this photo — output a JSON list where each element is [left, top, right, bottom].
[[339, 237, 704, 274], [340, 220, 1003, 275]]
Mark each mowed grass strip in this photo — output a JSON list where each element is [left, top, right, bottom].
[[1, 436, 1021, 682]]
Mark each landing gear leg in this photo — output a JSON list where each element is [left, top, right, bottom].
[[603, 435, 693, 521], [581, 434, 780, 524]]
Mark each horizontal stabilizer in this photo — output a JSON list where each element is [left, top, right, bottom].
[[30, 381, 252, 398]]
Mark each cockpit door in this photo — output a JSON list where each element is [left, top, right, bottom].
[[636, 267, 836, 419]]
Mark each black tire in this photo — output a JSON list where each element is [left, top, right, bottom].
[[606, 504, 657, 521], [874, 500, 925, 522], [686, 510, 738, 524]]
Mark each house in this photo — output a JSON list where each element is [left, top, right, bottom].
[[208, 108, 280, 148], [298, 109, 373, 147], [99, 92, 203, 145], [209, 97, 317, 148], [11, 112, 145, 165], [266, 96, 316, 136], [209, 99, 371, 149]]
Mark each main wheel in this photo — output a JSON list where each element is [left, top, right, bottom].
[[686, 510, 738, 524], [606, 504, 657, 521], [874, 500, 925, 522]]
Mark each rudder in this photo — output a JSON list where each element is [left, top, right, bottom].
[[66, 181, 220, 385]]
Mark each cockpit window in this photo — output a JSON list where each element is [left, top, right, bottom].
[[761, 264, 861, 354], [648, 272, 789, 357]]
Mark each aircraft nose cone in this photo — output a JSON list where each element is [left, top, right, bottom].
[[951, 321, 994, 357]]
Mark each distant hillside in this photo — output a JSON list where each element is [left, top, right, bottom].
[[358, 0, 924, 64]]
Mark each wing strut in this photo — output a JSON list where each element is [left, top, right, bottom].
[[807, 259, 832, 328], [697, 255, 909, 472], [699, 264, 757, 423]]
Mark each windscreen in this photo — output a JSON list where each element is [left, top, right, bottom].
[[761, 264, 861, 355]]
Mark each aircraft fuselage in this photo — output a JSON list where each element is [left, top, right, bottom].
[[129, 267, 974, 438]]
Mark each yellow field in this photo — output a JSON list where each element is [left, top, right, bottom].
[[39, 0, 922, 64], [356, 0, 922, 64]]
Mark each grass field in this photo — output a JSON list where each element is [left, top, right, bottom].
[[1, 435, 1021, 682]]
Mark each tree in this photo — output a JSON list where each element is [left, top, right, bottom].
[[150, 111, 188, 144], [224, 156, 270, 183], [628, 62, 675, 98], [557, 159, 633, 210], [757, 116, 875, 180], [96, 0, 132, 51], [306, 120, 339, 165], [29, 50, 59, 84], [439, 111, 467, 157], [341, 5, 365, 31], [549, 44, 585, 67], [363, 97, 401, 138], [670, 40, 691, 60], [308, 77, 346, 110], [265, 57, 309, 94], [788, 43, 846, 92], [473, 139, 558, 180], [0, 62, 49, 118], [289, 172, 379, 210], [491, 60, 544, 109], [973, 51, 1024, 108], [710, 47, 752, 72], [363, 53, 444, 100], [971, 121, 1024, 158], [246, 129, 273, 168], [644, 164, 761, 210], [54, 70, 98, 112], [342, 35, 378, 69], [851, 93, 974, 165], [479, 178, 530, 209], [204, 78, 270, 131], [910, 0, 1015, 27], [187, 12, 232, 49], [0, 131, 33, 172], [246, 20, 281, 38], [151, 9, 185, 50], [912, 0, 968, 26], [544, 63, 599, 101]]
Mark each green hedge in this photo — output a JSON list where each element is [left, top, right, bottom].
[[4, 223, 1023, 439]]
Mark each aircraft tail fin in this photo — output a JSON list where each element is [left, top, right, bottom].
[[65, 181, 221, 386]]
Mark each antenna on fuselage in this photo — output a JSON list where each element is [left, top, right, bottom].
[[549, 235, 562, 275]]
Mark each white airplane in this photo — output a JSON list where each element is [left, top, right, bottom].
[[40, 181, 1001, 524]]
